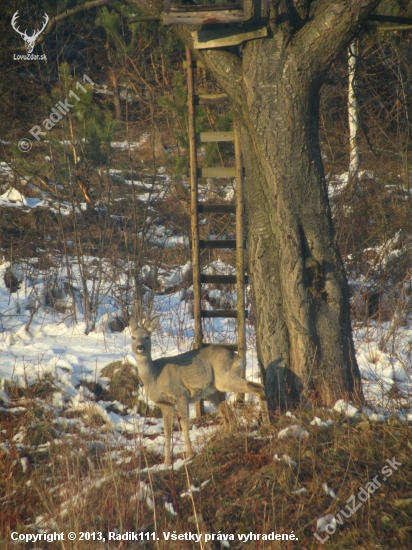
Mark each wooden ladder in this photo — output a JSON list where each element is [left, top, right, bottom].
[[185, 47, 247, 417]]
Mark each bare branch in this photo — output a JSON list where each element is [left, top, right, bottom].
[[48, 0, 114, 26]]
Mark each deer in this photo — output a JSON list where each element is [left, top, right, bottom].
[[130, 316, 270, 466]]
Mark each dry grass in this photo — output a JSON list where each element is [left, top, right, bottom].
[[1, 396, 411, 549], [99, 360, 161, 417]]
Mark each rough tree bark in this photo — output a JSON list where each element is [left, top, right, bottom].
[[136, 0, 381, 409]]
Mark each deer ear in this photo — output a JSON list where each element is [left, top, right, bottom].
[[146, 315, 160, 333], [129, 317, 139, 332]]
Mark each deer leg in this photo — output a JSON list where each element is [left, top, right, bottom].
[[160, 405, 173, 467], [246, 381, 270, 425], [209, 391, 232, 431], [216, 377, 270, 425], [176, 397, 193, 460]]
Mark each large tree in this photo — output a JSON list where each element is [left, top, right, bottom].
[[134, 0, 381, 410]]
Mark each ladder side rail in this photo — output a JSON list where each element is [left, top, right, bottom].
[[186, 46, 203, 351], [186, 47, 205, 418], [234, 124, 247, 400]]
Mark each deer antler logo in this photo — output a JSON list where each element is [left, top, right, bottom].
[[11, 11, 49, 54]]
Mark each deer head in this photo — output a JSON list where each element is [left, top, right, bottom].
[[11, 11, 49, 54], [130, 316, 159, 357]]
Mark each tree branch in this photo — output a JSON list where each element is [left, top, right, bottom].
[[294, 0, 381, 78], [49, 0, 114, 25], [197, 48, 243, 103]]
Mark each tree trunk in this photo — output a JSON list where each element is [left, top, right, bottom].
[[348, 40, 360, 180], [137, 0, 381, 409], [105, 41, 122, 121], [236, 38, 360, 409]]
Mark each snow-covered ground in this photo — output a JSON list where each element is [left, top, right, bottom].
[[1, 252, 411, 464], [0, 253, 261, 465], [1, 168, 412, 470]]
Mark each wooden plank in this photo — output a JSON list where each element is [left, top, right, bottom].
[[201, 274, 236, 284], [242, 0, 253, 21], [200, 239, 236, 249], [170, 4, 242, 12], [163, 10, 244, 26], [182, 60, 205, 70], [201, 310, 249, 318], [186, 47, 204, 419], [368, 14, 412, 25], [234, 122, 247, 391], [197, 167, 236, 178], [195, 93, 229, 106], [192, 26, 267, 50], [186, 46, 203, 352], [198, 204, 235, 214], [200, 274, 248, 284], [197, 131, 234, 143]]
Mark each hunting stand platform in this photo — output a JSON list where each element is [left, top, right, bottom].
[[163, 1, 245, 26]]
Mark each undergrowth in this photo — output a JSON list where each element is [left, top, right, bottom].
[[1, 397, 411, 549]]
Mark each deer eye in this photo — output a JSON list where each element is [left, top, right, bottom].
[[144, 336, 149, 340], [131, 336, 136, 340]]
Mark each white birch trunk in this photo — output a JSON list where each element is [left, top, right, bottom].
[[348, 40, 360, 180]]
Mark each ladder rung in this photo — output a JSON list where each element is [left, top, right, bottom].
[[182, 60, 205, 69], [200, 239, 236, 249], [170, 4, 242, 12], [165, 9, 244, 25], [200, 274, 248, 284], [198, 167, 236, 178], [201, 310, 248, 319], [198, 204, 235, 214], [197, 131, 234, 143], [195, 94, 229, 105], [202, 275, 235, 283]]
